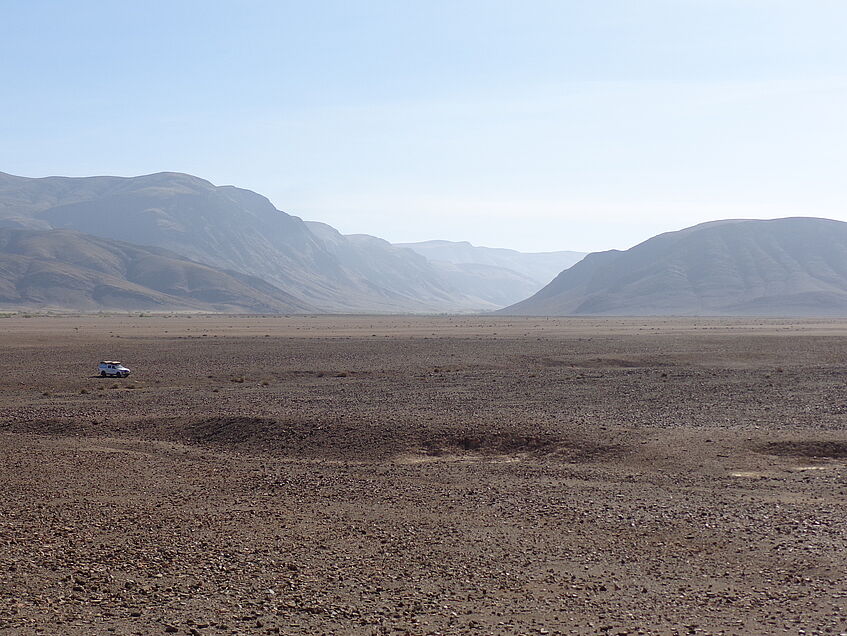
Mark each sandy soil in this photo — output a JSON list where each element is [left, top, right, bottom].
[[0, 315, 845, 635]]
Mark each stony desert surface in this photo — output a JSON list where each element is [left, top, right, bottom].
[[0, 315, 845, 635]]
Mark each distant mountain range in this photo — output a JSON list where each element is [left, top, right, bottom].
[[7, 171, 847, 316], [0, 171, 461, 312], [0, 171, 582, 313], [396, 240, 586, 305], [503, 218, 847, 316]]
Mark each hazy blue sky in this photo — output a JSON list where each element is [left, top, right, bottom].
[[3, 1, 847, 252]]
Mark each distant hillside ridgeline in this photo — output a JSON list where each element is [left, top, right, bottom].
[[502, 217, 847, 316]]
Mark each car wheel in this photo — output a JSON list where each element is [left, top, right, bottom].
[[100, 371, 106, 377]]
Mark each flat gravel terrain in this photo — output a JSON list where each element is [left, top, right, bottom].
[[0, 315, 845, 635]]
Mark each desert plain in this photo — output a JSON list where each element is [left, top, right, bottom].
[[0, 315, 845, 635]]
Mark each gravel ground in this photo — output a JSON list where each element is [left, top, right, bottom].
[[0, 315, 845, 635]]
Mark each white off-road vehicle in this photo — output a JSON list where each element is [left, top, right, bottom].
[[99, 361, 131, 378]]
